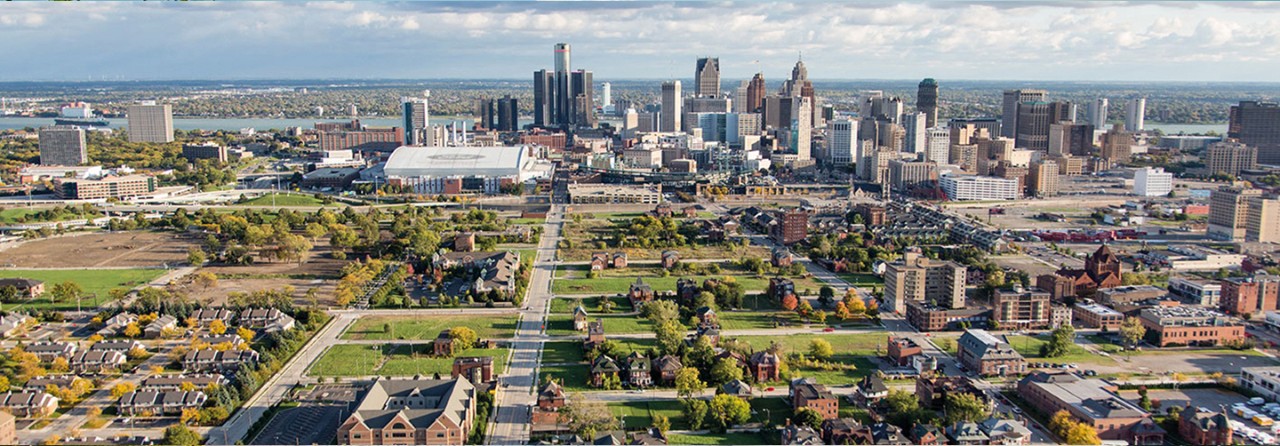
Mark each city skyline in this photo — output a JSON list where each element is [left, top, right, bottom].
[[3, 1, 1280, 82]]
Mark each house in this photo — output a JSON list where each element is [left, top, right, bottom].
[[70, 350, 126, 372], [197, 334, 248, 347], [676, 278, 701, 306], [239, 308, 296, 333], [452, 357, 494, 384], [141, 374, 227, 391], [431, 251, 522, 298], [957, 329, 1026, 377], [590, 354, 620, 388], [822, 418, 869, 445], [537, 380, 566, 411], [23, 376, 80, 392], [585, 320, 606, 351], [434, 330, 455, 357], [749, 351, 781, 382], [869, 423, 911, 445], [96, 312, 136, 337], [0, 278, 44, 299], [660, 250, 679, 269], [623, 352, 652, 388], [144, 314, 178, 339], [769, 278, 796, 303], [0, 314, 32, 338], [979, 417, 1033, 445], [695, 306, 719, 328], [694, 325, 721, 346], [1178, 406, 1233, 446], [780, 422, 823, 445], [25, 342, 76, 363], [572, 306, 589, 331], [909, 423, 944, 445], [454, 233, 476, 252], [772, 247, 793, 267], [946, 421, 989, 445], [721, 380, 752, 399], [0, 391, 58, 417], [790, 378, 838, 420], [590, 252, 609, 271], [117, 390, 207, 415], [653, 355, 683, 385], [629, 428, 668, 445], [336, 377, 477, 445], [190, 308, 235, 327], [916, 376, 988, 410], [652, 203, 674, 218], [182, 349, 259, 373], [612, 253, 628, 269], [886, 336, 922, 366], [627, 278, 654, 306], [853, 375, 888, 407], [90, 340, 144, 354], [681, 206, 698, 218]]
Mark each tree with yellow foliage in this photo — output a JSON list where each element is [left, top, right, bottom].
[[1066, 422, 1102, 445], [208, 319, 227, 335], [237, 327, 255, 342], [123, 322, 141, 338], [180, 407, 201, 425], [110, 382, 136, 399], [50, 357, 69, 374]]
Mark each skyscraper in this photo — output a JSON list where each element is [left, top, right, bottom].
[[1209, 185, 1263, 241], [828, 118, 857, 166], [1125, 98, 1146, 132], [917, 78, 939, 128], [661, 80, 682, 133], [401, 95, 429, 145], [496, 96, 518, 132], [1001, 89, 1047, 139], [127, 103, 174, 143], [38, 126, 87, 166], [1048, 123, 1094, 157], [554, 43, 572, 127], [792, 96, 812, 161], [1205, 141, 1258, 177], [745, 73, 766, 113], [571, 70, 595, 127], [1228, 101, 1280, 164], [533, 70, 553, 127], [534, 44, 595, 128], [1015, 101, 1074, 151], [1087, 98, 1109, 129], [601, 82, 612, 107], [475, 98, 496, 130], [901, 112, 927, 155], [695, 57, 720, 97]]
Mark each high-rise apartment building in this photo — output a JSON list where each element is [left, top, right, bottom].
[[401, 96, 430, 145], [884, 247, 966, 314], [1228, 101, 1280, 165], [917, 78, 939, 128], [925, 127, 950, 164], [1001, 89, 1047, 139], [1099, 124, 1133, 162], [1028, 159, 1060, 197], [993, 287, 1053, 330], [660, 81, 682, 133], [1205, 141, 1258, 177], [1125, 98, 1146, 132], [745, 73, 766, 113], [126, 103, 174, 143], [1246, 197, 1280, 243], [901, 112, 927, 155], [1015, 101, 1074, 151], [1133, 167, 1173, 197], [1087, 98, 1108, 129], [828, 119, 857, 166], [774, 209, 808, 245], [1208, 185, 1263, 241], [38, 126, 87, 166], [694, 57, 720, 97]]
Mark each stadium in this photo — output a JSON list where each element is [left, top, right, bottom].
[[383, 145, 553, 194]]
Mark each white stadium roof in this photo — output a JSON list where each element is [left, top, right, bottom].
[[384, 145, 542, 179]]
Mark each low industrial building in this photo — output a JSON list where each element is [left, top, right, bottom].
[[1017, 372, 1164, 444], [1137, 306, 1245, 347], [956, 329, 1025, 377], [567, 183, 663, 204]]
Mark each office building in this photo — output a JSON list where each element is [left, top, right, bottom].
[[1242, 367, 1280, 406], [774, 209, 808, 245], [957, 329, 1026, 377], [1125, 98, 1146, 132], [533, 70, 553, 127], [1138, 306, 1245, 347], [925, 127, 950, 164], [496, 96, 518, 132], [888, 159, 937, 190], [1246, 196, 1280, 243], [1001, 89, 1047, 138], [601, 82, 611, 108], [554, 43, 572, 126], [532, 43, 593, 129], [475, 98, 496, 130], [1221, 275, 1280, 316], [827, 118, 857, 166], [1228, 100, 1280, 164], [993, 287, 1052, 330], [791, 96, 813, 162], [917, 78, 939, 128], [862, 95, 904, 123], [1015, 101, 1074, 151], [745, 73, 766, 113], [1207, 185, 1263, 241], [661, 81, 682, 133], [126, 103, 174, 143], [901, 112, 927, 154], [1204, 141, 1258, 177], [1048, 123, 1094, 157], [694, 57, 720, 97], [53, 175, 156, 200], [402, 96, 430, 145], [940, 175, 1019, 201], [181, 142, 228, 164], [1073, 302, 1124, 330], [949, 118, 1001, 141], [319, 126, 403, 152], [1100, 124, 1133, 162], [1087, 98, 1108, 129], [38, 126, 87, 166], [1168, 278, 1223, 307], [570, 70, 595, 128], [1017, 372, 1163, 444], [336, 377, 477, 445], [883, 247, 966, 314], [1133, 167, 1173, 197], [1027, 159, 1059, 197]]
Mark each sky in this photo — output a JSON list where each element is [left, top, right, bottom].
[[3, 1, 1280, 82]]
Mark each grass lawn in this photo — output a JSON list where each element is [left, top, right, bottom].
[[0, 208, 98, 224], [235, 193, 328, 207], [0, 268, 164, 311], [1006, 335, 1115, 365], [665, 432, 775, 445], [608, 400, 688, 430], [342, 314, 519, 340], [553, 275, 778, 295], [540, 364, 591, 391], [309, 344, 509, 377], [308, 344, 384, 376], [508, 218, 546, 225], [550, 296, 631, 314], [729, 333, 887, 356], [750, 397, 792, 426], [717, 310, 794, 330], [546, 313, 652, 336], [379, 346, 508, 376], [836, 273, 884, 289], [542, 341, 585, 364]]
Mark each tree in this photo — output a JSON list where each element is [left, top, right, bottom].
[[653, 414, 671, 435], [111, 382, 137, 398], [683, 398, 709, 430], [808, 339, 834, 361], [208, 319, 227, 335], [675, 367, 705, 398], [449, 326, 478, 351], [707, 394, 751, 432], [1048, 410, 1074, 437], [641, 300, 679, 324], [943, 392, 990, 424], [193, 272, 218, 290], [709, 357, 744, 385], [694, 291, 717, 311], [818, 286, 835, 308], [559, 395, 619, 439], [793, 407, 824, 430], [781, 294, 799, 311], [1065, 422, 1102, 445], [1119, 317, 1146, 350], [847, 296, 867, 314], [163, 424, 202, 446], [187, 248, 206, 266], [180, 407, 202, 425], [834, 302, 852, 320], [123, 322, 141, 338], [236, 327, 256, 343], [796, 300, 813, 317], [50, 357, 69, 373], [813, 310, 827, 325], [1041, 325, 1074, 358], [49, 281, 82, 303], [883, 389, 931, 429], [655, 320, 685, 356]]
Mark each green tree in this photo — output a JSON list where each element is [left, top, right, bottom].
[[641, 300, 679, 324], [882, 389, 931, 429], [49, 281, 83, 303], [655, 320, 685, 356], [793, 407, 824, 430], [818, 285, 835, 308], [683, 398, 708, 430], [1119, 316, 1146, 350], [808, 338, 834, 361], [943, 392, 990, 424], [163, 425, 201, 446], [707, 394, 751, 432], [653, 414, 670, 435], [559, 396, 618, 439], [449, 326, 479, 351], [1040, 325, 1075, 358], [675, 367, 705, 398], [709, 357, 744, 385]]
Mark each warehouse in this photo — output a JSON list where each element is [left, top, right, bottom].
[[383, 145, 553, 194]]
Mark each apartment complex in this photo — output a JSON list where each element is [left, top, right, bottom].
[[883, 247, 966, 314], [992, 287, 1053, 330], [126, 103, 174, 143], [1207, 185, 1263, 241], [1220, 275, 1280, 316], [53, 175, 156, 200], [38, 126, 87, 166], [1204, 141, 1257, 177]]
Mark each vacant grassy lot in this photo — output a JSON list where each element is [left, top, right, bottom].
[[0, 268, 164, 311], [836, 273, 884, 290], [539, 364, 590, 391], [665, 432, 775, 445], [542, 341, 585, 364], [236, 193, 329, 207], [608, 400, 688, 430], [342, 314, 519, 340], [308, 344, 385, 376], [1006, 334, 1115, 365], [730, 332, 887, 356], [309, 344, 508, 377], [379, 347, 508, 376], [545, 313, 652, 336], [549, 296, 630, 314], [553, 274, 776, 295]]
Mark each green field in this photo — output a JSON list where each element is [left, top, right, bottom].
[[545, 313, 654, 336], [549, 296, 631, 314], [0, 208, 99, 224], [236, 193, 328, 207], [836, 273, 884, 289], [0, 268, 165, 311], [666, 432, 775, 445], [309, 343, 509, 377], [553, 275, 776, 295], [1006, 335, 1115, 365], [342, 314, 519, 340], [539, 364, 591, 391], [608, 400, 688, 430], [730, 332, 887, 356], [542, 341, 585, 364]]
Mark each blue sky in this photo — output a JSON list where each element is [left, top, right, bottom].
[[3, 1, 1279, 82]]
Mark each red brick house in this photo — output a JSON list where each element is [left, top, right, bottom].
[[790, 378, 838, 420], [748, 351, 781, 382], [1178, 406, 1232, 446], [887, 336, 922, 366]]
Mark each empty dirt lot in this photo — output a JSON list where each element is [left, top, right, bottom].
[[0, 231, 200, 268], [176, 243, 345, 307]]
